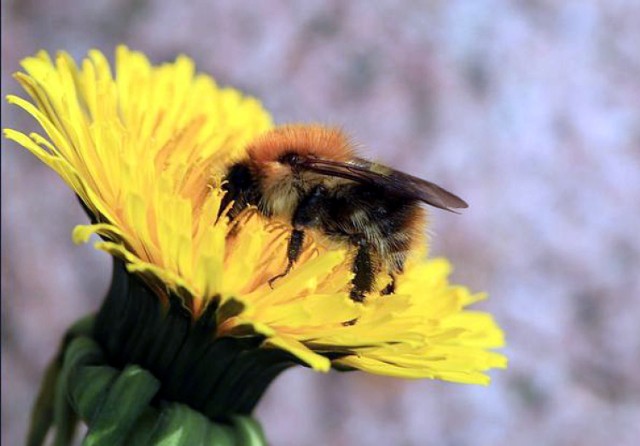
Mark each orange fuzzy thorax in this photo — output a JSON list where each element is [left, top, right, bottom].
[[247, 125, 355, 163]]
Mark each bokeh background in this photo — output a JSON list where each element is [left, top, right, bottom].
[[2, 1, 639, 445]]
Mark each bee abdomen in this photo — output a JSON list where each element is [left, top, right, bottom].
[[375, 203, 425, 273], [376, 232, 412, 272]]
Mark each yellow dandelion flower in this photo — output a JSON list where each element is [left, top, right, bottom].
[[4, 47, 506, 417]]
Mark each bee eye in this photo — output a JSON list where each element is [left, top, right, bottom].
[[278, 152, 300, 165]]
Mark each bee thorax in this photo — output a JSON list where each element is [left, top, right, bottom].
[[261, 179, 300, 217]]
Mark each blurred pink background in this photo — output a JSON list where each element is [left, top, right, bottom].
[[2, 1, 639, 445]]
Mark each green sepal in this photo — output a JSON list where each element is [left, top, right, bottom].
[[122, 408, 162, 446], [82, 365, 160, 446], [27, 317, 96, 446], [148, 403, 235, 446], [68, 366, 119, 424], [230, 416, 268, 446], [29, 319, 272, 445], [94, 259, 295, 420]]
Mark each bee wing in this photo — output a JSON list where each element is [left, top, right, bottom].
[[299, 157, 468, 212]]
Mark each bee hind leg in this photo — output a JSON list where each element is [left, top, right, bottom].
[[350, 237, 376, 302], [268, 229, 305, 288], [381, 272, 396, 295]]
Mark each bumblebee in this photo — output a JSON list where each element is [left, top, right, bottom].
[[220, 125, 467, 301]]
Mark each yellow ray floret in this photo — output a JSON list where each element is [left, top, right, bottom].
[[4, 46, 506, 383]]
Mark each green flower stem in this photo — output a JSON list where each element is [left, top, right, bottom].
[[27, 316, 268, 446]]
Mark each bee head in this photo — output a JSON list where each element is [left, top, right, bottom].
[[243, 125, 357, 201]]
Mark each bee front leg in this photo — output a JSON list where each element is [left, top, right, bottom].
[[268, 229, 305, 288]]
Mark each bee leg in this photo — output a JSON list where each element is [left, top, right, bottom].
[[350, 238, 375, 302], [268, 185, 327, 288], [268, 229, 305, 288], [381, 272, 396, 295], [268, 185, 328, 288]]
